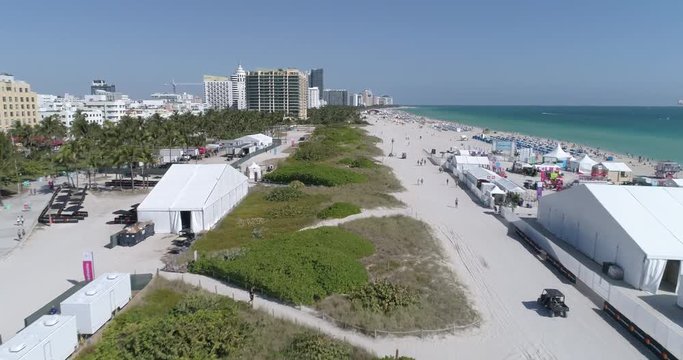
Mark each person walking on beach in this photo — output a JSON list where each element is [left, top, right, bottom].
[[455, 198, 459, 208], [17, 228, 22, 240], [16, 216, 21, 226], [20, 215, 24, 226], [249, 286, 255, 305], [446, 178, 449, 186]]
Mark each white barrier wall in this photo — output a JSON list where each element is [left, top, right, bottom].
[[502, 208, 683, 358]]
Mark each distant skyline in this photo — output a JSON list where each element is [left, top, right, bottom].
[[1, 0, 682, 105]]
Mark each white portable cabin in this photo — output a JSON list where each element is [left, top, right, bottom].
[[0, 315, 77, 360], [60, 273, 131, 335]]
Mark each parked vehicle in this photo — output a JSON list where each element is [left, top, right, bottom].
[[537, 288, 569, 317]]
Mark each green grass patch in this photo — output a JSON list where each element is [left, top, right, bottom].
[[77, 278, 375, 360], [264, 186, 304, 201], [317, 216, 479, 332], [317, 202, 361, 219], [264, 162, 367, 186], [191, 227, 374, 304], [192, 186, 328, 252]]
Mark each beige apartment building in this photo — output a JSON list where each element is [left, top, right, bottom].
[[0, 73, 39, 131], [246, 69, 307, 119]]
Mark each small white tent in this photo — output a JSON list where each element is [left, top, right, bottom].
[[137, 164, 249, 234], [543, 144, 572, 163], [569, 154, 597, 174], [247, 162, 262, 181]]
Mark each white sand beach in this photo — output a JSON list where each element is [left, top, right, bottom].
[[356, 113, 648, 359]]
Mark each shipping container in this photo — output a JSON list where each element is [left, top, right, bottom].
[[0, 315, 77, 360], [59, 273, 132, 335]]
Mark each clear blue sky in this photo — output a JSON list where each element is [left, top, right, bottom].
[[1, 0, 682, 105]]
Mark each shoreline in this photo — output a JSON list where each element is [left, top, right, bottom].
[[399, 106, 677, 166], [383, 108, 658, 177]]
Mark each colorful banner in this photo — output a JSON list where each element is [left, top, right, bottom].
[[83, 251, 94, 282]]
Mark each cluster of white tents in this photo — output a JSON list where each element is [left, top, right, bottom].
[[539, 143, 598, 174], [568, 154, 598, 174], [137, 164, 249, 234]]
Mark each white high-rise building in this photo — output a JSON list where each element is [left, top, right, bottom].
[[361, 89, 373, 107], [203, 75, 233, 109], [230, 65, 247, 110], [308, 87, 321, 109], [350, 93, 362, 107]]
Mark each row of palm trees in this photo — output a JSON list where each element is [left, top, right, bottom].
[[1, 109, 285, 190]]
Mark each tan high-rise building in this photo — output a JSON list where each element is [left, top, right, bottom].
[[246, 69, 307, 119], [0, 73, 39, 131]]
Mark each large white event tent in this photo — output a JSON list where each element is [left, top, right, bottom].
[[542, 144, 572, 163], [137, 164, 249, 234], [539, 184, 683, 293], [568, 154, 597, 174]]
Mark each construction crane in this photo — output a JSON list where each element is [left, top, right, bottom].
[[163, 79, 203, 94]]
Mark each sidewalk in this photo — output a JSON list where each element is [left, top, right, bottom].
[[0, 176, 70, 259]]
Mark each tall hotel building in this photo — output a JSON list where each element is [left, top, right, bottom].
[[308, 68, 323, 100], [203, 75, 233, 109], [246, 69, 308, 119], [230, 65, 247, 110], [0, 73, 39, 131]]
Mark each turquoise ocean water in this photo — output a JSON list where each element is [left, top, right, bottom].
[[404, 106, 683, 163]]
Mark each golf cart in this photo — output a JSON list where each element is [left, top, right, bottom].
[[537, 288, 569, 318]]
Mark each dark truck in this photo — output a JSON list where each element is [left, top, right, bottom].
[[537, 289, 569, 318]]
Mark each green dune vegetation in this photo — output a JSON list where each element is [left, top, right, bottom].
[[76, 278, 378, 360], [190, 115, 478, 334]]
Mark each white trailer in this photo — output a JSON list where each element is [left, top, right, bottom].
[[0, 315, 77, 360], [60, 273, 132, 335]]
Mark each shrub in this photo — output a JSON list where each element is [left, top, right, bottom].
[[349, 281, 419, 313], [339, 156, 376, 169], [83, 291, 252, 360], [265, 186, 303, 201], [264, 163, 366, 186], [317, 202, 361, 219], [284, 334, 352, 360], [294, 141, 337, 161], [191, 227, 374, 304], [289, 180, 305, 190]]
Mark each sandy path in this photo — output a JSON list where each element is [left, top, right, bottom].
[[300, 207, 408, 230]]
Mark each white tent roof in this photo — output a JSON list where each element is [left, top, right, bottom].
[[248, 162, 261, 170], [601, 161, 632, 172], [672, 179, 683, 187], [453, 155, 490, 166], [585, 184, 683, 259], [466, 166, 499, 180], [138, 164, 248, 211], [578, 154, 597, 166], [237, 133, 272, 145], [543, 144, 572, 160], [489, 186, 505, 195]]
